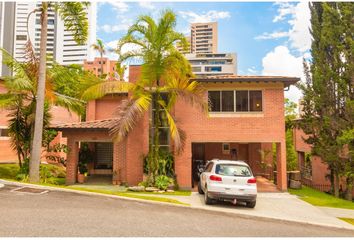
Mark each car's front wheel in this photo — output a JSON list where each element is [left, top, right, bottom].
[[198, 181, 204, 194], [246, 201, 256, 208], [204, 187, 213, 205]]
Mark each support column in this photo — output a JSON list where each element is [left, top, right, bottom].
[[66, 140, 79, 185], [175, 141, 192, 189], [276, 141, 287, 191]]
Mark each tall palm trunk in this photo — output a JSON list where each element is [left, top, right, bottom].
[[100, 52, 104, 78], [29, 3, 48, 183], [152, 90, 161, 183]]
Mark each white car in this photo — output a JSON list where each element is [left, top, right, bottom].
[[198, 159, 257, 208]]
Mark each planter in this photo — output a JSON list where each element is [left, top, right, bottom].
[[77, 173, 86, 184]]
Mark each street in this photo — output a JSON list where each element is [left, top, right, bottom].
[[0, 184, 353, 237]]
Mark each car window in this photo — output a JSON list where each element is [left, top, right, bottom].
[[215, 164, 251, 177], [204, 162, 214, 172]]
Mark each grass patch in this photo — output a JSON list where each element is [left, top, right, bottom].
[[288, 186, 354, 210], [128, 190, 191, 196], [0, 164, 20, 179], [68, 186, 189, 205], [339, 218, 354, 226]]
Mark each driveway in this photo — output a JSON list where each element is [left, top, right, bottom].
[[0, 183, 353, 237]]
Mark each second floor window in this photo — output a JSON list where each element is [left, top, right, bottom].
[[208, 90, 263, 113]]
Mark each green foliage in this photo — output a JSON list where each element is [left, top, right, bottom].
[[143, 150, 175, 177], [78, 143, 93, 174], [155, 175, 173, 190], [297, 2, 354, 198], [285, 98, 298, 131], [286, 129, 298, 171], [46, 143, 69, 166], [0, 163, 66, 184]]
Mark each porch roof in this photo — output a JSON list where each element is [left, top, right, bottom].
[[51, 118, 118, 131], [193, 75, 300, 87]]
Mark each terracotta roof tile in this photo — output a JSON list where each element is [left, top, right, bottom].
[[50, 118, 118, 130]]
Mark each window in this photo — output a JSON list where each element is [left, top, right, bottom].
[[221, 91, 234, 112], [205, 66, 222, 72], [222, 143, 230, 154], [0, 128, 9, 137], [208, 91, 220, 112], [215, 164, 252, 177], [16, 35, 27, 41], [249, 91, 262, 112], [192, 67, 202, 72], [236, 91, 248, 112], [208, 90, 263, 113], [204, 162, 214, 172], [151, 93, 170, 150]]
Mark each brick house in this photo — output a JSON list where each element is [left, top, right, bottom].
[[53, 66, 299, 191], [293, 126, 353, 195]]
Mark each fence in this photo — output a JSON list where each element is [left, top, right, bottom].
[[301, 178, 331, 192]]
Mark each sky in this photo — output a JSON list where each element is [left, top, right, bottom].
[[95, 1, 312, 104]]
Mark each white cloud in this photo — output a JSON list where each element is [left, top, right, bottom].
[[273, 2, 296, 23], [98, 19, 132, 33], [256, 2, 311, 53], [246, 66, 259, 75], [107, 1, 129, 13], [179, 10, 231, 23], [261, 46, 303, 104], [255, 31, 289, 40], [139, 1, 155, 10]]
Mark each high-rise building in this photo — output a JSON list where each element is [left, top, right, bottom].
[[186, 53, 237, 77], [0, 2, 96, 76], [190, 22, 217, 54]]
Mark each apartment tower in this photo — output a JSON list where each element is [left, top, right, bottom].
[[0, 2, 96, 76], [190, 22, 217, 54]]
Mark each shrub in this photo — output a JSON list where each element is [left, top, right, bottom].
[[155, 175, 173, 190]]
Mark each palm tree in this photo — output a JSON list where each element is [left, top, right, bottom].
[[82, 10, 207, 184], [29, 2, 89, 183], [0, 43, 85, 170], [91, 39, 106, 78]]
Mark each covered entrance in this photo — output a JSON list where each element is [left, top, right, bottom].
[[51, 119, 127, 185], [191, 142, 279, 191]]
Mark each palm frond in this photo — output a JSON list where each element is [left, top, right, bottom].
[[53, 92, 85, 115], [81, 80, 133, 101], [110, 94, 151, 141], [56, 2, 89, 45]]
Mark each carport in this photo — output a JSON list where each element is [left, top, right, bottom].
[[191, 142, 276, 190]]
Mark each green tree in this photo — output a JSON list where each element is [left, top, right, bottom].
[[91, 39, 106, 78], [298, 2, 354, 199], [82, 10, 207, 185], [284, 98, 298, 171], [29, 2, 89, 183], [0, 44, 84, 170]]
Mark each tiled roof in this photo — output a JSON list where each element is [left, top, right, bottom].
[[51, 118, 118, 131], [193, 75, 300, 87]]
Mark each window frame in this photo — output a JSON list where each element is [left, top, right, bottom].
[[208, 89, 263, 114], [0, 127, 10, 139]]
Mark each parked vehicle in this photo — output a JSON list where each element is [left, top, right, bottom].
[[198, 159, 257, 208]]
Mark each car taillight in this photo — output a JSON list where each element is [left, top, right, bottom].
[[247, 178, 257, 184], [209, 175, 222, 181]]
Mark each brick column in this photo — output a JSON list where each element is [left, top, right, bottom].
[[113, 139, 127, 185], [86, 100, 96, 121], [276, 141, 287, 191], [66, 140, 79, 185], [175, 141, 192, 189]]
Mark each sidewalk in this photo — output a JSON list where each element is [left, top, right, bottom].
[[318, 207, 354, 218]]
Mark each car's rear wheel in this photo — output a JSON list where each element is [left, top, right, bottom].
[[198, 181, 204, 194], [246, 201, 256, 208], [204, 187, 213, 205]]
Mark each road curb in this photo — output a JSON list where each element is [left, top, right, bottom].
[[1, 179, 353, 231]]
